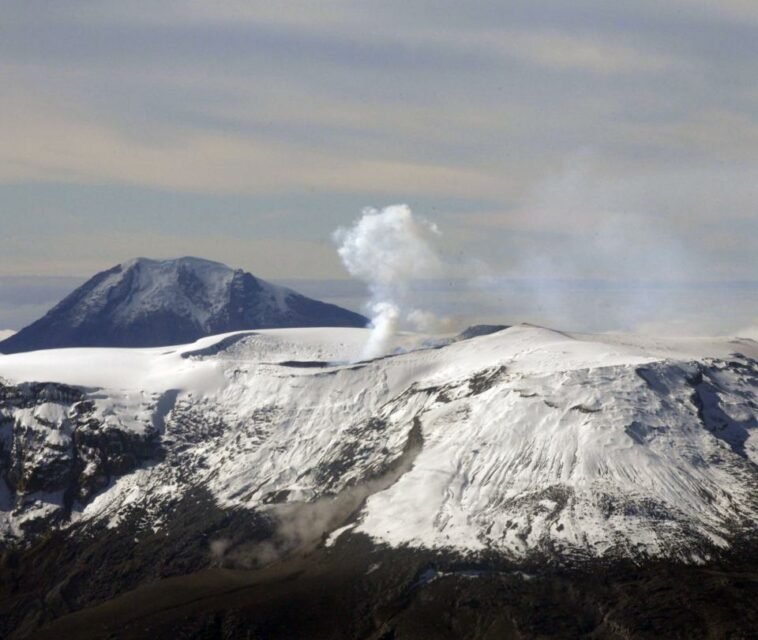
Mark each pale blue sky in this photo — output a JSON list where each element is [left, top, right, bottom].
[[1, 2, 756, 332]]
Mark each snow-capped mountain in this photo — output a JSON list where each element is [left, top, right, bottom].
[[1, 325, 757, 562], [0, 257, 367, 354]]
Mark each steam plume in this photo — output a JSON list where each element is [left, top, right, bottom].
[[333, 204, 442, 359]]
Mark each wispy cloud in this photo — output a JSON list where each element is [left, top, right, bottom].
[[0, 0, 756, 290], [413, 28, 679, 74]]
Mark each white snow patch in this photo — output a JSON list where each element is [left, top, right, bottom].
[[325, 523, 356, 547]]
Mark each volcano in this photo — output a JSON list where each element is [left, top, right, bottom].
[[0, 257, 367, 353]]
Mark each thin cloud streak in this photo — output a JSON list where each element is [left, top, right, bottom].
[[0, 0, 756, 299]]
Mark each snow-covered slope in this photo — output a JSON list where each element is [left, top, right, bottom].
[[1, 325, 757, 562], [0, 257, 367, 353]]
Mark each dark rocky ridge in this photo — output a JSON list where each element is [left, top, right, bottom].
[[0, 257, 367, 353], [456, 324, 510, 341]]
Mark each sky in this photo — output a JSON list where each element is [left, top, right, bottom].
[[1, 1, 757, 333]]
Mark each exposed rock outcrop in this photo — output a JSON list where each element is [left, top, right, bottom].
[[0, 380, 162, 542]]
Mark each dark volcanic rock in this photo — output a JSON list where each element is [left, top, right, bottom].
[[5, 527, 758, 640], [0, 380, 162, 540], [0, 257, 367, 354], [1, 454, 757, 639], [456, 324, 510, 341], [0, 488, 272, 639]]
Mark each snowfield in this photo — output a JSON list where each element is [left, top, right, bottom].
[[1, 325, 757, 561]]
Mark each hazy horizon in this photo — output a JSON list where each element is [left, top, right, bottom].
[[3, 269, 758, 337]]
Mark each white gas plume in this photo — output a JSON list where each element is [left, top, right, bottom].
[[333, 204, 442, 359]]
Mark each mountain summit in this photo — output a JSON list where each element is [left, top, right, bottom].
[[0, 257, 367, 353]]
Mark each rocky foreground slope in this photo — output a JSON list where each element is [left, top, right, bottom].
[[1, 325, 758, 637]]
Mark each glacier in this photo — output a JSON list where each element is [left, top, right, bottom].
[[1, 325, 757, 562]]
